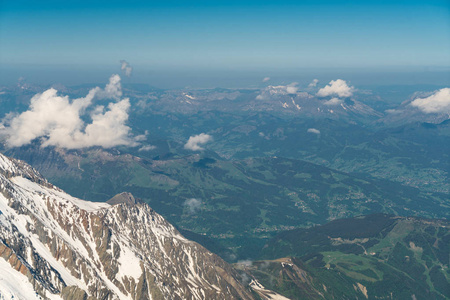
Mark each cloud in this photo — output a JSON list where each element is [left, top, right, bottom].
[[237, 260, 253, 267], [184, 133, 212, 151], [120, 60, 133, 77], [308, 79, 319, 87], [96, 74, 122, 100], [139, 145, 156, 152], [184, 198, 202, 214], [410, 88, 450, 113], [323, 97, 343, 106], [240, 272, 251, 285], [256, 82, 299, 100], [1, 75, 141, 149], [286, 82, 299, 94], [317, 79, 354, 98], [262, 77, 270, 82], [307, 128, 320, 135], [385, 109, 402, 114]]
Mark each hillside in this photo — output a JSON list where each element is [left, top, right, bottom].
[[247, 214, 450, 299], [4, 146, 449, 261]]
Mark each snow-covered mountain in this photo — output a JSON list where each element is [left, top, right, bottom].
[[0, 153, 254, 299], [133, 88, 382, 123]]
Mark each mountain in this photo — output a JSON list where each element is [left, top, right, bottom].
[[2, 83, 449, 195], [127, 108, 450, 194], [245, 214, 450, 299], [379, 94, 450, 127], [0, 153, 254, 299], [4, 145, 449, 262], [135, 88, 383, 124]]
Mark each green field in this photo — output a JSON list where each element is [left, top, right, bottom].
[[255, 214, 450, 299]]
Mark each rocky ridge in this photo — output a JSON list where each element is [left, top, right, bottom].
[[0, 153, 254, 300]]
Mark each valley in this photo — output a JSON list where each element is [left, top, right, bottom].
[[0, 73, 448, 299]]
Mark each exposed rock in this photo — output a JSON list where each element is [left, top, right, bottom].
[[0, 153, 254, 299], [107, 192, 137, 206]]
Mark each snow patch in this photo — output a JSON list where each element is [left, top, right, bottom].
[[11, 176, 110, 212], [250, 279, 291, 300], [116, 243, 143, 280], [0, 257, 63, 300]]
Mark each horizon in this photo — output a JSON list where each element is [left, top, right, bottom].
[[1, 0, 449, 88], [1, 63, 449, 89]]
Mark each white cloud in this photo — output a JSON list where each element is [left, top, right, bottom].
[[262, 77, 270, 82], [1, 75, 141, 149], [308, 79, 319, 87], [317, 79, 354, 98], [286, 82, 299, 94], [184, 198, 202, 214], [385, 109, 402, 114], [60, 99, 133, 148], [256, 82, 299, 100], [100, 74, 122, 99], [120, 60, 133, 77], [410, 88, 450, 113], [184, 133, 212, 151], [307, 128, 320, 135], [86, 74, 123, 101], [237, 260, 253, 267], [139, 145, 156, 152], [323, 97, 343, 106]]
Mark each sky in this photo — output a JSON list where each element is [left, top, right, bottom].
[[1, 0, 449, 86]]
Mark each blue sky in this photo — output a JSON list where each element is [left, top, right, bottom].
[[0, 0, 449, 86]]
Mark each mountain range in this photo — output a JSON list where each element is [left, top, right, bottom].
[[0, 153, 257, 299], [0, 80, 449, 299], [1, 153, 449, 299]]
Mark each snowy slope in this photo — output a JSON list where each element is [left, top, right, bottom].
[[0, 153, 253, 300]]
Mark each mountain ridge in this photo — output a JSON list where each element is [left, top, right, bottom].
[[0, 153, 254, 299]]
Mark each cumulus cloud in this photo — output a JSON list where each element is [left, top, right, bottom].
[[410, 88, 450, 113], [317, 79, 354, 98], [96, 74, 122, 100], [184, 133, 212, 151], [138, 145, 156, 152], [184, 198, 202, 214], [323, 97, 343, 106], [286, 82, 299, 94], [307, 128, 320, 135], [308, 79, 319, 87], [1, 75, 141, 149], [256, 82, 299, 100], [262, 77, 270, 82], [120, 60, 133, 77]]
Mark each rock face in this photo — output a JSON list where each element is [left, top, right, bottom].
[[0, 153, 253, 300], [107, 192, 137, 206]]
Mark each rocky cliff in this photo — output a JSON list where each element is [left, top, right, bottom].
[[0, 153, 254, 300]]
